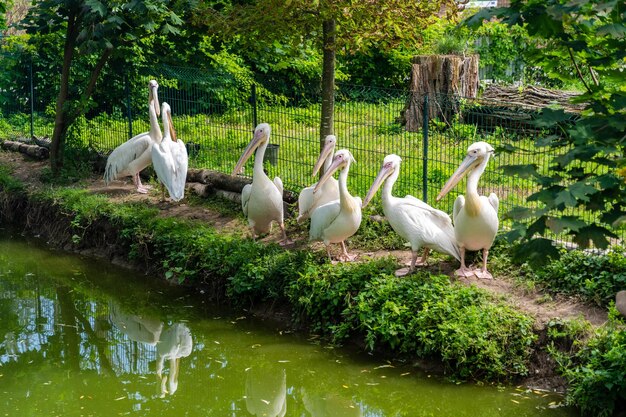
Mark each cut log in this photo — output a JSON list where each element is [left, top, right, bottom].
[[401, 54, 479, 131], [186, 168, 297, 203], [186, 182, 213, 198], [1, 140, 49, 159]]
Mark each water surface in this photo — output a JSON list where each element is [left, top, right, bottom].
[[0, 229, 575, 416]]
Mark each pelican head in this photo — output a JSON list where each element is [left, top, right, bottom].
[[311, 134, 337, 176], [161, 102, 177, 142], [149, 79, 160, 117], [436, 141, 494, 201], [362, 154, 401, 208], [232, 123, 271, 175], [314, 149, 355, 193]]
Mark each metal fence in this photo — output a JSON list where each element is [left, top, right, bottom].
[[0, 62, 623, 243]]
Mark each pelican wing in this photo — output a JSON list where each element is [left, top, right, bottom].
[[273, 176, 284, 196], [309, 200, 341, 242], [170, 141, 189, 201], [151, 141, 176, 196], [104, 132, 151, 183], [403, 195, 454, 229], [488, 193, 499, 212], [297, 185, 315, 222], [453, 195, 465, 224], [241, 184, 252, 217], [396, 198, 460, 261]]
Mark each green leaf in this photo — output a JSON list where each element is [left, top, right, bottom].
[[545, 216, 586, 234], [85, 0, 107, 17], [501, 164, 539, 179], [512, 238, 560, 267], [555, 190, 578, 207], [597, 23, 626, 39], [572, 225, 617, 249]]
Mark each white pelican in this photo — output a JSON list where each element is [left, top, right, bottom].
[[297, 135, 340, 223], [151, 102, 188, 201], [104, 80, 161, 193], [436, 142, 499, 279], [232, 123, 289, 244], [362, 154, 460, 276], [309, 149, 362, 261], [110, 304, 163, 345], [156, 323, 193, 396]]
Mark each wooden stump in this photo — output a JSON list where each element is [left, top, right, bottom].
[[401, 54, 479, 131], [616, 290, 626, 319]]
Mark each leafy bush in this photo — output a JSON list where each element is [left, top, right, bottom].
[[533, 248, 626, 307], [338, 273, 536, 380], [558, 310, 626, 417]]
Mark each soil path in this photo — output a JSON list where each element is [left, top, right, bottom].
[[0, 151, 607, 331]]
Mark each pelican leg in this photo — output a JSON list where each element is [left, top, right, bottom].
[[135, 173, 152, 193], [415, 248, 430, 266], [278, 222, 293, 246], [455, 246, 474, 277], [338, 241, 356, 262], [133, 173, 148, 194], [474, 248, 494, 279]]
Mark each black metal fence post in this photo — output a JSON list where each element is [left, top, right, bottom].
[[29, 61, 34, 138], [124, 73, 133, 139], [251, 83, 258, 129], [422, 94, 429, 203]]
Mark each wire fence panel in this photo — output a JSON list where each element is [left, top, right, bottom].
[[0, 61, 623, 243]]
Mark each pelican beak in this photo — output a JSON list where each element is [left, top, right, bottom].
[[151, 84, 160, 117], [312, 140, 335, 177], [314, 154, 343, 193], [436, 154, 480, 201], [232, 129, 264, 176], [167, 111, 177, 142], [362, 164, 393, 208]]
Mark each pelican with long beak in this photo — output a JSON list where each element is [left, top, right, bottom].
[[436, 142, 499, 279], [309, 149, 362, 261], [232, 123, 289, 244], [104, 79, 162, 193], [151, 102, 188, 202], [297, 135, 340, 223], [363, 154, 460, 276]]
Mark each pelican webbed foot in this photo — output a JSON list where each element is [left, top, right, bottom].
[[338, 241, 357, 262], [455, 266, 475, 278], [394, 267, 414, 277], [474, 268, 494, 280]]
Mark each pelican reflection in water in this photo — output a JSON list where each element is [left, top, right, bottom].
[[245, 364, 287, 417], [109, 305, 192, 397]]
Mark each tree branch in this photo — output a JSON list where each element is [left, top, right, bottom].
[[79, 46, 113, 114], [568, 47, 591, 94], [588, 65, 599, 87]]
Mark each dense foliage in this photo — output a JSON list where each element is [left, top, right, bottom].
[[467, 0, 626, 261], [552, 310, 626, 417], [532, 247, 626, 308]]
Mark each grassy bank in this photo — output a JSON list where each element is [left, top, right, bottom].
[[0, 160, 624, 415]]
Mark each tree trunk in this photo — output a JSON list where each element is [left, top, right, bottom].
[[50, 11, 79, 175], [319, 18, 336, 168], [401, 54, 479, 131]]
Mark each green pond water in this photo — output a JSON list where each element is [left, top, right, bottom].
[[0, 229, 576, 417]]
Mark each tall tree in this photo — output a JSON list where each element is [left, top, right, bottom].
[[195, 0, 455, 153], [465, 0, 626, 260], [21, 0, 182, 175]]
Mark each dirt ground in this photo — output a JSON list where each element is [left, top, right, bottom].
[[0, 151, 608, 330]]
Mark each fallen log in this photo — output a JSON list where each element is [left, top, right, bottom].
[[186, 168, 297, 203], [186, 182, 213, 198], [1, 140, 49, 159]]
